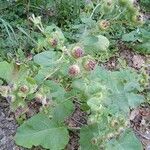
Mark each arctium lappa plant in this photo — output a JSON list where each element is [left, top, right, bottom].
[[98, 20, 110, 30], [68, 64, 80, 77], [83, 59, 97, 71], [71, 46, 85, 59], [0, 2, 147, 148], [48, 38, 58, 48]]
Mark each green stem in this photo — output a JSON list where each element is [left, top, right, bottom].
[[90, 3, 101, 19]]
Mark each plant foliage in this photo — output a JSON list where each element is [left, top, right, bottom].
[[0, 0, 149, 149]]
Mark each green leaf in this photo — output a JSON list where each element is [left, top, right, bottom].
[[44, 24, 66, 44], [0, 57, 3, 62], [15, 113, 69, 150], [81, 17, 94, 24], [133, 42, 150, 54], [122, 28, 150, 54], [0, 61, 13, 82], [96, 35, 110, 51], [52, 100, 74, 122], [33, 51, 61, 67], [124, 82, 141, 92], [106, 129, 143, 150], [72, 79, 88, 93], [85, 67, 144, 115], [127, 93, 144, 108], [44, 80, 74, 122], [122, 31, 139, 42], [80, 15, 96, 27], [80, 124, 99, 150], [44, 80, 66, 100], [83, 35, 98, 45], [36, 37, 48, 52], [0, 79, 3, 85], [83, 35, 110, 54], [26, 77, 36, 85], [87, 97, 102, 112], [34, 67, 58, 84]]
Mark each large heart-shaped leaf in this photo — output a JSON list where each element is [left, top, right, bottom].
[[33, 51, 61, 67], [83, 35, 110, 54], [15, 113, 69, 150]]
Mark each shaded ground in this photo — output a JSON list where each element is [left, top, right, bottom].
[[65, 102, 87, 150], [104, 42, 147, 70], [0, 98, 22, 150], [130, 104, 150, 150]]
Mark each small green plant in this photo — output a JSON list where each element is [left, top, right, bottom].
[[122, 27, 150, 54]]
